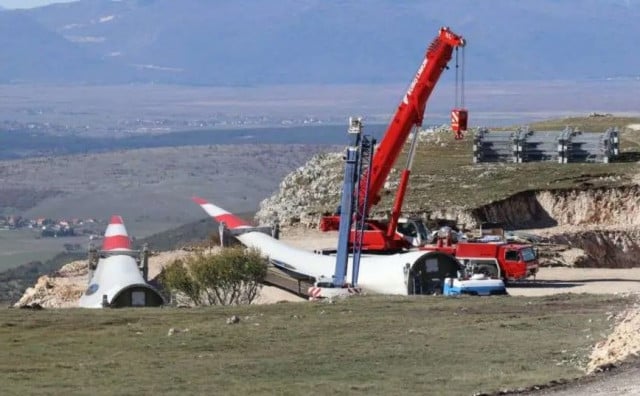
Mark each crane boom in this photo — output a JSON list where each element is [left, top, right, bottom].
[[364, 27, 465, 210], [318, 26, 465, 253]]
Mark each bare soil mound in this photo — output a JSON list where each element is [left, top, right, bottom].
[[587, 297, 640, 374]]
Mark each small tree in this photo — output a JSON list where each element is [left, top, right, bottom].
[[159, 259, 202, 306], [160, 247, 268, 306]]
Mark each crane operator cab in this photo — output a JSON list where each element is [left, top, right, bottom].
[[396, 218, 430, 247]]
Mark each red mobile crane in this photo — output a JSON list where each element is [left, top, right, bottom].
[[319, 27, 466, 251]]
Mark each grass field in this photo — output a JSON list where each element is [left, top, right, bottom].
[[0, 227, 87, 270], [0, 250, 61, 273], [0, 229, 86, 272], [0, 294, 630, 395], [529, 116, 640, 133]]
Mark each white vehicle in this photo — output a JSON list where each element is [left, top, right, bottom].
[[444, 274, 506, 296]]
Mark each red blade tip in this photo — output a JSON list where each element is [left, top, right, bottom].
[[192, 196, 208, 205], [109, 215, 124, 225]]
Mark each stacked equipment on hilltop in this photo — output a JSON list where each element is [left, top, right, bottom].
[[473, 127, 619, 163]]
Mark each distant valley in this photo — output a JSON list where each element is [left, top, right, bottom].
[[0, 142, 337, 277], [1, 80, 638, 145], [0, 123, 379, 160]]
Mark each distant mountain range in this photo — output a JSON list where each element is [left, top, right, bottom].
[[1, 0, 639, 85]]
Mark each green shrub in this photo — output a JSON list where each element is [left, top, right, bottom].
[[159, 259, 203, 305], [160, 247, 268, 306]]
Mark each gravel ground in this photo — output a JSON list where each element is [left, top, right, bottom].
[[537, 366, 640, 395], [508, 267, 640, 296]]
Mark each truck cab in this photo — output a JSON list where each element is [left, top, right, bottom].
[[500, 244, 538, 281], [456, 243, 538, 281], [428, 240, 537, 282], [396, 217, 431, 247]]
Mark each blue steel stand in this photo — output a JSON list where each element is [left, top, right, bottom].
[[332, 117, 374, 288], [332, 117, 362, 286], [351, 134, 375, 287]]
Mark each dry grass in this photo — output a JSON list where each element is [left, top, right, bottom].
[[529, 116, 640, 132], [0, 294, 631, 395]]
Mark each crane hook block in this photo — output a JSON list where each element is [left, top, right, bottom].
[[451, 108, 468, 140]]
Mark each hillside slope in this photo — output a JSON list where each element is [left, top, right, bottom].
[[257, 116, 640, 229], [255, 116, 640, 269]]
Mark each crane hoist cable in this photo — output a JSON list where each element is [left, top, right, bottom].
[[451, 45, 468, 139], [461, 45, 466, 108], [454, 46, 466, 108]]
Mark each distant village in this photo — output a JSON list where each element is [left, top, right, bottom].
[[0, 115, 338, 139], [0, 215, 105, 238]]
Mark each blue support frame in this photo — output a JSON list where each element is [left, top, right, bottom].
[[332, 118, 362, 286], [351, 135, 375, 287]]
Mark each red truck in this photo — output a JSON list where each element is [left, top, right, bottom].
[[418, 233, 539, 282]]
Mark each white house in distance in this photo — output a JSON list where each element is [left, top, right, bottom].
[[78, 215, 164, 308]]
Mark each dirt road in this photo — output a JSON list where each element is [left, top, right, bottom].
[[508, 267, 640, 296], [538, 366, 640, 395], [280, 229, 640, 297]]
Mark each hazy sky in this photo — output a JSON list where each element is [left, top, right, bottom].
[[0, 0, 77, 9]]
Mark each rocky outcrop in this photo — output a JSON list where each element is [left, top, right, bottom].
[[255, 127, 456, 228], [467, 187, 640, 268], [587, 298, 640, 373], [537, 187, 640, 227], [257, 127, 640, 232], [255, 152, 345, 227], [536, 245, 589, 268], [14, 260, 87, 308], [472, 186, 640, 229], [470, 191, 555, 229], [255, 131, 640, 269], [549, 230, 640, 268], [373, 184, 640, 232]]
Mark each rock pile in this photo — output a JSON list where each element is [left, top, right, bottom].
[[255, 152, 344, 228], [14, 259, 87, 308], [254, 128, 452, 229], [587, 298, 640, 373]]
